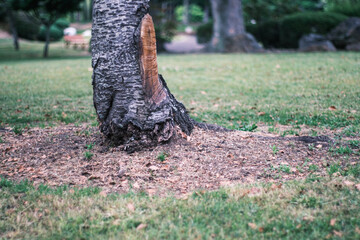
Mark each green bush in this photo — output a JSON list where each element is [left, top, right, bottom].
[[175, 4, 204, 23], [54, 18, 70, 30], [279, 12, 347, 48], [14, 12, 40, 40], [326, 0, 360, 17], [247, 20, 281, 48], [196, 21, 212, 44], [38, 25, 63, 42]]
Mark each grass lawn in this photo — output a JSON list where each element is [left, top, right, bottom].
[[1, 39, 360, 239], [1, 39, 359, 132], [1, 176, 360, 239]]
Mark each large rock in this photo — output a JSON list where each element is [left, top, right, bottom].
[[328, 17, 360, 49], [299, 34, 336, 52], [346, 42, 360, 51]]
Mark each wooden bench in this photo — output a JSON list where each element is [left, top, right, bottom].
[[64, 35, 89, 50]]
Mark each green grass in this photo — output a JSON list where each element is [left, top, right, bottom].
[[0, 39, 90, 60], [1, 176, 360, 239], [1, 39, 360, 131], [1, 40, 360, 239]]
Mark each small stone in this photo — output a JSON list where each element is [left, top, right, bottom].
[[118, 169, 126, 178]]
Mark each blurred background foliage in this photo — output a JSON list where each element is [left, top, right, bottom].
[[1, 0, 359, 53]]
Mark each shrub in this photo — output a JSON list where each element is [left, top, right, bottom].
[[14, 12, 40, 40], [247, 20, 281, 48], [196, 21, 212, 44], [54, 18, 70, 30], [279, 12, 347, 48], [38, 25, 63, 42], [326, 0, 360, 17]]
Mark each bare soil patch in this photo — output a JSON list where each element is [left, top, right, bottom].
[[0, 124, 358, 196]]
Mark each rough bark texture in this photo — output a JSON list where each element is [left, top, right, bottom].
[[91, 0, 193, 152], [209, 0, 263, 53]]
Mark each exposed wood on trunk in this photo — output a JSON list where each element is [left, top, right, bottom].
[[91, 0, 193, 152], [139, 14, 167, 106]]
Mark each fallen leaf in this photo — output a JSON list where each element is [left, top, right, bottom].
[[248, 223, 257, 229], [296, 224, 302, 229], [248, 187, 262, 197], [147, 189, 156, 196], [227, 153, 234, 159], [69, 189, 75, 194], [88, 175, 100, 180], [330, 218, 336, 226], [258, 227, 264, 233], [325, 233, 332, 239], [133, 182, 140, 189], [127, 203, 135, 212], [100, 191, 107, 197], [149, 166, 159, 171], [343, 181, 355, 187], [333, 230, 342, 237], [257, 112, 266, 116], [329, 106, 337, 111], [201, 91, 207, 95], [136, 223, 147, 230], [355, 184, 360, 191], [303, 216, 314, 222], [355, 227, 360, 234]]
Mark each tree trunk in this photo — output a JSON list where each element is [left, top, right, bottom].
[[43, 24, 51, 58], [210, 0, 263, 53], [183, 0, 190, 25], [91, 0, 193, 152], [203, 5, 210, 24], [4, 2, 19, 50]]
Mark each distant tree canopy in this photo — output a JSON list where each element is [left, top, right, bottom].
[[11, 0, 83, 57]]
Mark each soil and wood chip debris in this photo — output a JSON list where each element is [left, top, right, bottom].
[[0, 124, 358, 196]]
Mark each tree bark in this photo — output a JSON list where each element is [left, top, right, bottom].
[[91, 0, 193, 152], [210, 0, 263, 53], [43, 24, 51, 58]]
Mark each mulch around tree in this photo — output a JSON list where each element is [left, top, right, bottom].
[[0, 124, 358, 196]]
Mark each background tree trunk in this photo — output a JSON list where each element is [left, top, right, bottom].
[[43, 24, 51, 58], [3, 1, 19, 50], [203, 5, 210, 24], [182, 0, 189, 25], [91, 0, 193, 152], [210, 0, 263, 53]]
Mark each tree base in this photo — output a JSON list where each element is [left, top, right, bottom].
[[210, 33, 264, 53], [98, 74, 194, 153]]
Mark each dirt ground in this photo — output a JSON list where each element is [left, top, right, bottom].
[[0, 124, 358, 196]]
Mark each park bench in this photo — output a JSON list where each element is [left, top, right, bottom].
[[64, 35, 89, 50]]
